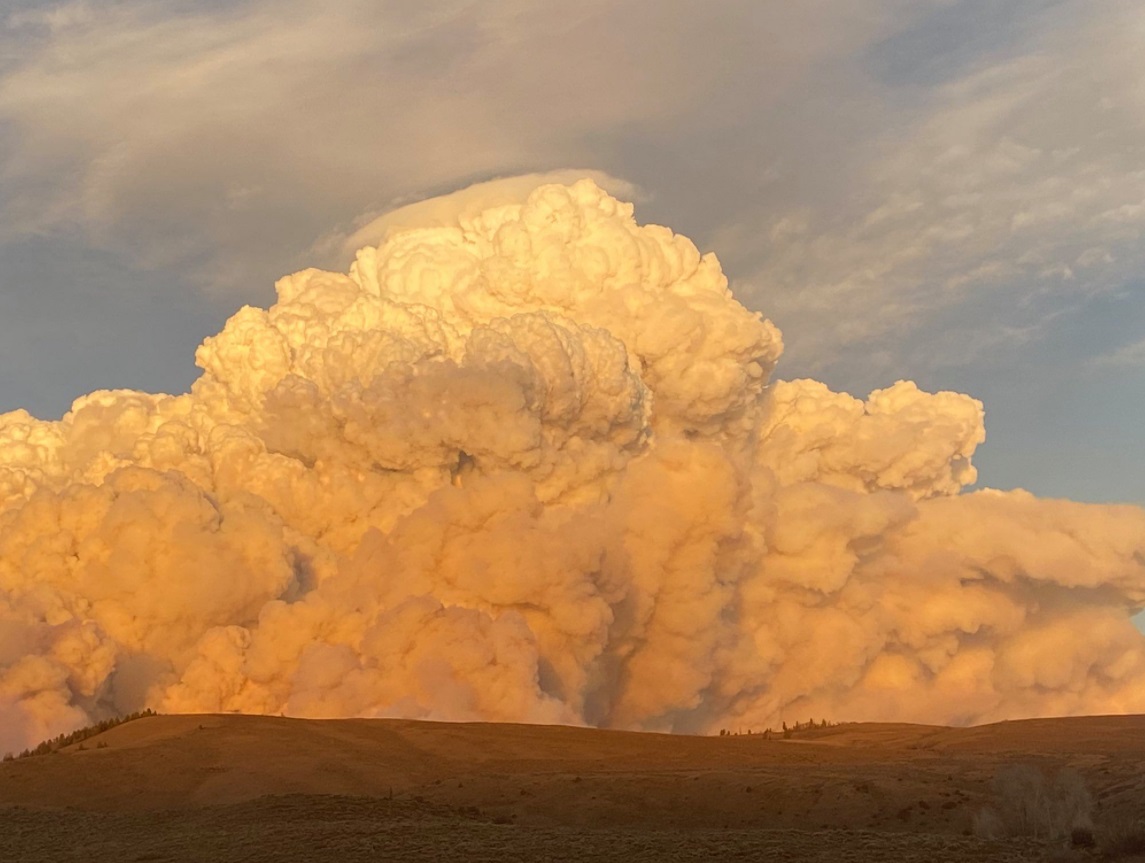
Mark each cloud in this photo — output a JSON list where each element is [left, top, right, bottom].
[[1, 179, 1143, 750], [1090, 337, 1145, 370], [314, 169, 639, 267], [718, 1, 1145, 378], [0, 0, 957, 295], [3, 0, 1140, 388], [0, 0, 761, 294]]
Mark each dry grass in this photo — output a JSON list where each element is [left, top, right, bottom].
[[1099, 819, 1145, 861], [0, 794, 1054, 862], [2, 713, 1144, 861]]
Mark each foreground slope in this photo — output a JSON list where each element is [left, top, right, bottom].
[[2, 713, 1144, 861]]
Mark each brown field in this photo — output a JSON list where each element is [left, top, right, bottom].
[[2, 713, 1145, 861]]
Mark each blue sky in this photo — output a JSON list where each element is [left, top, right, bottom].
[[0, 0, 1142, 506]]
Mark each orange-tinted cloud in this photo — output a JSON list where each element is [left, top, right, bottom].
[[1, 179, 1143, 753]]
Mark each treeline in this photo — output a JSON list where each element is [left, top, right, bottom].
[[717, 718, 838, 739], [2, 708, 159, 761]]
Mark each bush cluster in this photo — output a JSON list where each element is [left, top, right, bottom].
[[973, 764, 1093, 841], [718, 718, 836, 738]]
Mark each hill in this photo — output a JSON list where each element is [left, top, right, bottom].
[[2, 713, 1144, 861]]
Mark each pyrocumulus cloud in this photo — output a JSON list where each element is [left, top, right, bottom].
[[2, 179, 1144, 752]]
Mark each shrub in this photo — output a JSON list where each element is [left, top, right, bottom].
[[1070, 825, 1095, 848], [973, 765, 1092, 841]]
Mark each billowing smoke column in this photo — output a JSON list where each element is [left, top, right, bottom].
[[2, 179, 1145, 752]]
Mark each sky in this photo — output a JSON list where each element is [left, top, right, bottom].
[[0, 0, 1142, 508]]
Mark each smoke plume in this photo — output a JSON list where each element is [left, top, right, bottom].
[[2, 179, 1144, 752]]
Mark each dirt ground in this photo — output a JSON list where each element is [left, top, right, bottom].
[[2, 713, 1143, 861]]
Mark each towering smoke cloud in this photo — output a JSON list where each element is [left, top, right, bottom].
[[2, 179, 1144, 752]]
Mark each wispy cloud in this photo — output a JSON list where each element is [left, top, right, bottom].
[[0, 0, 1141, 387], [0, 0, 948, 298], [725, 1, 1145, 378], [1091, 337, 1145, 370], [0, 0, 691, 292]]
